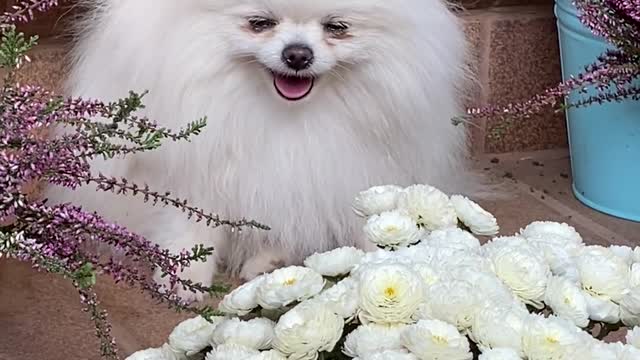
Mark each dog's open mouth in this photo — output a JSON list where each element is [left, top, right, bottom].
[[273, 73, 314, 101]]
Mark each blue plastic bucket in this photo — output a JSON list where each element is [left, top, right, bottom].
[[555, 0, 640, 222]]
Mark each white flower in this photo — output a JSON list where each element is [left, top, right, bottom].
[[486, 244, 550, 308], [521, 315, 583, 360], [356, 350, 418, 360], [528, 240, 579, 282], [519, 221, 583, 246], [352, 185, 403, 217], [482, 236, 531, 258], [246, 350, 287, 360], [471, 303, 529, 354], [411, 261, 442, 288], [417, 279, 480, 331], [397, 184, 457, 231], [218, 275, 265, 316], [313, 277, 360, 319], [125, 345, 180, 360], [342, 324, 406, 357], [626, 326, 640, 349], [584, 292, 621, 323], [478, 348, 522, 360], [168, 316, 224, 357], [401, 319, 472, 360], [631, 263, 640, 288], [620, 286, 640, 327], [617, 344, 640, 360], [205, 344, 259, 360], [211, 318, 275, 350], [358, 263, 423, 324], [256, 266, 325, 309], [611, 245, 634, 265], [574, 342, 619, 360], [450, 195, 499, 236], [273, 303, 343, 360], [424, 227, 481, 252], [544, 276, 590, 328], [576, 246, 629, 302], [634, 247, 640, 263], [448, 267, 518, 306], [363, 210, 424, 249], [303, 247, 364, 277]]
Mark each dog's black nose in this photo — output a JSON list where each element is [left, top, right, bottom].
[[282, 44, 314, 71]]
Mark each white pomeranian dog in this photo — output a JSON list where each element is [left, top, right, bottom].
[[47, 0, 475, 301]]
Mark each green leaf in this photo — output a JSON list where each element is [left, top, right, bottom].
[[73, 263, 97, 289]]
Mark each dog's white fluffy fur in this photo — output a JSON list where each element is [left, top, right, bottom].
[[46, 0, 475, 301]]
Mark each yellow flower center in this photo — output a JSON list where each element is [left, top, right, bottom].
[[384, 225, 399, 233], [384, 286, 397, 298], [564, 297, 571, 305], [545, 336, 559, 345], [283, 278, 297, 286], [431, 335, 449, 345]]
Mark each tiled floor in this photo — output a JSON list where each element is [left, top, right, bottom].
[[1, 149, 638, 360]]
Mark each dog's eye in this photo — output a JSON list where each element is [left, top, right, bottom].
[[247, 17, 278, 33], [324, 21, 350, 38]]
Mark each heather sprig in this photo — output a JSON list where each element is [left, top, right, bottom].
[[454, 0, 640, 137], [0, 1, 267, 358]]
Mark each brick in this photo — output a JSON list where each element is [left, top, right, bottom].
[[483, 7, 568, 153]]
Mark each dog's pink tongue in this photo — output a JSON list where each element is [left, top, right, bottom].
[[274, 74, 313, 100]]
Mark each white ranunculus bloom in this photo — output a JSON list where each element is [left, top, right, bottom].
[[210, 317, 275, 350], [626, 326, 640, 349], [363, 210, 424, 249], [528, 239, 580, 282], [617, 344, 640, 360], [544, 276, 590, 328], [256, 266, 325, 309], [358, 263, 423, 324], [168, 316, 224, 357], [521, 315, 583, 360], [482, 236, 531, 258], [572, 341, 619, 360], [272, 303, 343, 360], [218, 275, 265, 316], [417, 279, 481, 331], [397, 184, 458, 231], [411, 261, 442, 289], [576, 246, 629, 302], [478, 348, 522, 360], [401, 319, 472, 360], [356, 350, 418, 360], [634, 247, 640, 263], [631, 263, 640, 288], [620, 286, 640, 327], [432, 251, 495, 276], [352, 185, 403, 217], [303, 247, 365, 277], [486, 244, 550, 308], [205, 344, 260, 360], [448, 267, 518, 306], [423, 227, 481, 252], [450, 195, 499, 236], [125, 345, 181, 360], [342, 324, 406, 357], [519, 221, 583, 246], [471, 303, 529, 355], [246, 350, 287, 360], [584, 292, 621, 323], [610, 245, 634, 265], [312, 277, 360, 319]]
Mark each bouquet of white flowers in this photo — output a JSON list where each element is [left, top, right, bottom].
[[128, 184, 640, 360]]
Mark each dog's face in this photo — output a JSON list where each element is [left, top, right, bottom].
[[203, 0, 412, 102]]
